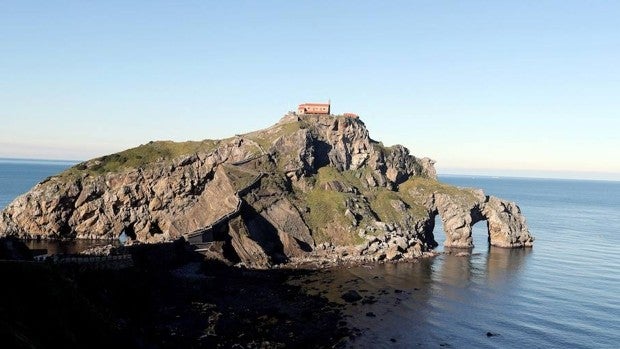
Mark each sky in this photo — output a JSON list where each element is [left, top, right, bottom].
[[1, 1, 619, 180]]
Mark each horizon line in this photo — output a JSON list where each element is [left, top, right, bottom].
[[1, 156, 618, 183], [440, 172, 620, 183]]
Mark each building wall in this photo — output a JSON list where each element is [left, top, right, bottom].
[[298, 103, 330, 115]]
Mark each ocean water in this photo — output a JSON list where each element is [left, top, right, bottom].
[[0, 159, 114, 254], [1, 161, 619, 347], [292, 176, 620, 348], [0, 159, 75, 209]]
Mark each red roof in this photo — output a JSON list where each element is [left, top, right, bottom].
[[298, 103, 330, 107]]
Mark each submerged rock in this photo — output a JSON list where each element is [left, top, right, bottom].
[[341, 290, 363, 303]]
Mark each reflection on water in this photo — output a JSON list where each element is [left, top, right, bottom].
[[290, 246, 532, 348], [23, 239, 117, 255], [485, 246, 531, 284], [439, 246, 532, 286], [438, 250, 476, 288]]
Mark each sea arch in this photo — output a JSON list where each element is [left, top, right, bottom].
[[428, 192, 534, 249]]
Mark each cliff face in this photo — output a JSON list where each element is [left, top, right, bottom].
[[0, 114, 533, 268]]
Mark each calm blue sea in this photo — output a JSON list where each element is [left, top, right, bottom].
[[1, 160, 619, 348], [0, 159, 75, 209]]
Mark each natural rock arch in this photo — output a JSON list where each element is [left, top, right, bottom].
[[429, 191, 533, 249]]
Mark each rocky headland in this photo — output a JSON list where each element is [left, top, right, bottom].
[[0, 113, 533, 268]]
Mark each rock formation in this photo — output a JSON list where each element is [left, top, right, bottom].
[[425, 190, 533, 249], [0, 113, 533, 268]]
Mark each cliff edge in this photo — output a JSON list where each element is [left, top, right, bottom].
[[0, 114, 533, 268]]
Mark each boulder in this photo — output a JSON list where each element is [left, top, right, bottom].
[[341, 290, 363, 303], [385, 245, 402, 261], [393, 236, 408, 252]]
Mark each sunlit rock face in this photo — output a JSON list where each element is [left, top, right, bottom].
[[0, 113, 533, 268]]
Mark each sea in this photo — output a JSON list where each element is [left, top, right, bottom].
[[1, 159, 619, 348]]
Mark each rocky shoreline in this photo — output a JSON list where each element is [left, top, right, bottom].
[[74, 237, 440, 271], [1, 113, 533, 270], [0, 233, 525, 348], [0, 260, 353, 348]]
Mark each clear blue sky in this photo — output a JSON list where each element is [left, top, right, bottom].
[[1, 1, 619, 180]]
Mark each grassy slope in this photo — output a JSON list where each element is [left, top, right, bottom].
[[52, 117, 310, 181], [301, 167, 410, 245], [301, 166, 478, 245], [59, 140, 220, 178], [302, 167, 361, 245], [399, 176, 478, 208]]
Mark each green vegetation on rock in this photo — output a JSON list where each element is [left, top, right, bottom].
[[301, 167, 366, 245], [399, 176, 478, 207], [303, 167, 371, 245], [305, 188, 351, 244], [366, 189, 406, 223], [61, 140, 219, 178]]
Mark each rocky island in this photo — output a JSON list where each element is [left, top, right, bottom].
[[0, 113, 533, 268]]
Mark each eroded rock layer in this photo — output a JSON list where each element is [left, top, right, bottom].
[[0, 114, 533, 267]]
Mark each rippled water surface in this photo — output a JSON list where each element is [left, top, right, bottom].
[[1, 161, 619, 347]]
